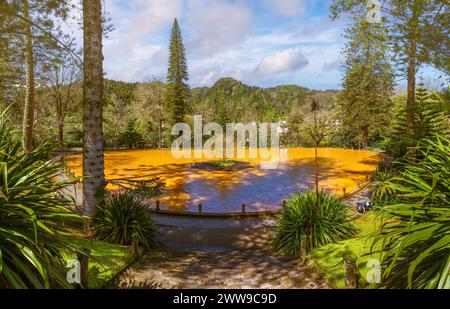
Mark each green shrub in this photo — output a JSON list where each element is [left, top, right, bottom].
[[95, 192, 157, 249], [272, 191, 358, 256], [0, 113, 82, 288], [373, 136, 450, 288], [117, 119, 145, 149]]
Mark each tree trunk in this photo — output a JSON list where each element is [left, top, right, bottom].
[[158, 117, 162, 149], [313, 108, 319, 202], [82, 0, 105, 220], [406, 43, 417, 136], [22, 1, 35, 152], [362, 126, 369, 149], [58, 117, 64, 150]]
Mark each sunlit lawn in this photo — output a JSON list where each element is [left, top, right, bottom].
[[308, 211, 383, 288], [66, 238, 135, 288]]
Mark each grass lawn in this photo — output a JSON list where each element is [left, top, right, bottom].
[[308, 211, 383, 288], [66, 237, 135, 288]]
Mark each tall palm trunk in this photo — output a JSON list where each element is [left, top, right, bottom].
[[311, 99, 320, 211], [57, 116, 64, 150], [313, 108, 319, 201], [22, 0, 35, 152], [82, 0, 104, 220]]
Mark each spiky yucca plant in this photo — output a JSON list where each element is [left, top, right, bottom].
[[373, 136, 450, 288], [0, 113, 82, 288], [370, 165, 397, 207], [94, 192, 157, 249], [272, 191, 358, 256]]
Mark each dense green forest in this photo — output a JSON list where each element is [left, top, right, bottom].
[[3, 76, 448, 152], [1, 76, 341, 149]]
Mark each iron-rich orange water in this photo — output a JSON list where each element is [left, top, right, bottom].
[[64, 148, 379, 213]]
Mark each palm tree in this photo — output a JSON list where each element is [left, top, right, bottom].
[[82, 0, 104, 219]]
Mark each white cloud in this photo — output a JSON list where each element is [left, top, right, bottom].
[[263, 0, 306, 16], [57, 0, 348, 89], [104, 0, 181, 54], [185, 0, 251, 55], [323, 55, 345, 71], [100, 0, 182, 81], [106, 0, 182, 40], [255, 48, 309, 76]]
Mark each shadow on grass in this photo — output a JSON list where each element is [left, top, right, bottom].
[[69, 237, 134, 288], [307, 212, 382, 288]]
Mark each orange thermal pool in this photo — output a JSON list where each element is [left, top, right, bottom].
[[64, 148, 380, 213]]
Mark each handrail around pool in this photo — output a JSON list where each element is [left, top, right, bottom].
[[148, 180, 371, 218]]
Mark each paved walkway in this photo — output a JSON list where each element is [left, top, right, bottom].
[[114, 187, 372, 289], [114, 249, 329, 289]]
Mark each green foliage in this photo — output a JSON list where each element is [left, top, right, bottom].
[[370, 164, 397, 207], [117, 119, 145, 149], [165, 18, 190, 125], [272, 191, 358, 256], [191, 77, 285, 124], [107, 177, 163, 201], [388, 88, 449, 157], [95, 192, 158, 249], [0, 113, 82, 288], [67, 238, 134, 289], [336, 18, 395, 149], [213, 160, 236, 168], [331, 1, 449, 76], [104, 80, 137, 106], [132, 81, 166, 148], [266, 84, 309, 115], [373, 136, 450, 288], [103, 80, 138, 148]]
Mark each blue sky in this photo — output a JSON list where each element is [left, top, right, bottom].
[[65, 0, 445, 90]]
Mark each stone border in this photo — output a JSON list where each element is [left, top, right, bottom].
[[148, 180, 372, 219], [342, 180, 371, 200]]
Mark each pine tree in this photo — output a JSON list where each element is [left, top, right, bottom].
[[117, 119, 145, 149], [336, 18, 395, 148], [389, 86, 449, 157], [165, 18, 189, 125], [331, 0, 449, 138], [214, 90, 230, 128], [2, 0, 75, 151]]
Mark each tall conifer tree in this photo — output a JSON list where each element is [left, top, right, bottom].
[[336, 18, 395, 148], [165, 18, 189, 125], [331, 0, 449, 139]]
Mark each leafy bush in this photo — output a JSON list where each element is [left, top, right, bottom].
[[272, 191, 358, 256], [95, 192, 157, 249], [0, 113, 82, 288], [373, 136, 450, 288]]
